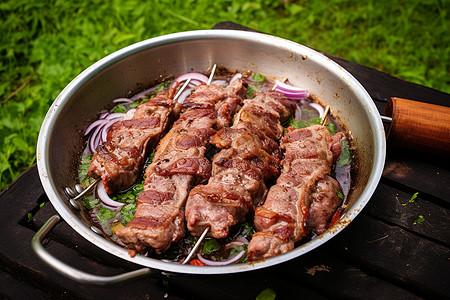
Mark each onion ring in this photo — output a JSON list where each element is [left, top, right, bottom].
[[197, 250, 245, 266], [96, 181, 125, 209]]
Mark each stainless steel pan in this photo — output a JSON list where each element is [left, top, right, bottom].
[[34, 30, 386, 284]]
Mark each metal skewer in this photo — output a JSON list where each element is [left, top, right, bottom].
[[174, 77, 192, 100], [320, 106, 330, 126], [380, 115, 392, 123], [182, 226, 210, 265], [182, 64, 219, 265], [207, 64, 217, 85]]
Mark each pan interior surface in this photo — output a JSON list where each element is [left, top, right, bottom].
[[36, 30, 385, 274]]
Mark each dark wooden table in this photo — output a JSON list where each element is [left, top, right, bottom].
[[1, 22, 449, 299]]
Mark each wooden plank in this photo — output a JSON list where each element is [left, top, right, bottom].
[[382, 151, 450, 205], [329, 214, 450, 299], [0, 270, 50, 300], [168, 270, 326, 300], [365, 182, 450, 245], [271, 247, 422, 300]]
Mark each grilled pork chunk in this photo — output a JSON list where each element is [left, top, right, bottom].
[[248, 125, 344, 261], [185, 91, 294, 239], [116, 79, 246, 253], [88, 88, 176, 194]]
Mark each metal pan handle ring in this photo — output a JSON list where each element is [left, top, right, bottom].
[[31, 215, 152, 285]]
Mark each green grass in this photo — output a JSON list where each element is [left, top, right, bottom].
[[0, 0, 448, 191]]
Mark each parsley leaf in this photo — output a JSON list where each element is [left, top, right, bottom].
[[202, 238, 220, 255], [247, 85, 257, 99], [337, 140, 351, 167], [409, 192, 419, 203], [285, 116, 321, 129], [113, 104, 127, 113], [325, 123, 336, 135], [240, 222, 255, 239], [413, 215, 425, 225], [96, 206, 117, 224], [120, 203, 137, 225], [82, 194, 100, 209], [252, 73, 266, 83], [336, 190, 344, 200]]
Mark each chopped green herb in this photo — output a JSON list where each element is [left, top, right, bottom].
[[27, 212, 33, 223], [256, 288, 276, 300], [240, 222, 255, 239], [252, 73, 266, 83], [336, 190, 344, 200], [337, 140, 351, 167], [202, 238, 220, 255], [285, 116, 321, 129], [246, 85, 257, 99], [413, 215, 425, 225], [325, 122, 336, 135], [82, 194, 100, 209], [113, 104, 127, 113], [409, 192, 419, 203], [154, 80, 170, 94], [120, 203, 137, 225], [96, 205, 116, 224], [39, 202, 45, 208], [129, 99, 145, 108], [132, 182, 144, 194], [78, 155, 94, 187]]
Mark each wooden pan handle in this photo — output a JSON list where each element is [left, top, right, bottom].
[[384, 97, 450, 155]]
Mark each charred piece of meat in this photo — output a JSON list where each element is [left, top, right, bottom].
[[115, 79, 246, 253], [248, 125, 344, 261], [185, 91, 294, 239]]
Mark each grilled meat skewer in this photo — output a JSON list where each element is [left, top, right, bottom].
[[248, 125, 344, 261], [88, 87, 178, 194], [116, 79, 246, 253]]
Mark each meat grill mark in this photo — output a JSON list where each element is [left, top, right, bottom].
[[247, 125, 344, 261], [115, 79, 246, 253], [185, 91, 294, 239], [88, 88, 176, 194]]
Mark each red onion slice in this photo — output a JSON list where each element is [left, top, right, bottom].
[[84, 119, 109, 136], [275, 88, 308, 99], [90, 124, 105, 154], [100, 120, 121, 143], [229, 73, 242, 84], [294, 104, 303, 121], [211, 79, 228, 87], [177, 89, 193, 103], [274, 80, 309, 99], [105, 113, 125, 120], [112, 98, 132, 104], [309, 102, 325, 118], [129, 85, 159, 101], [173, 72, 209, 85], [197, 250, 245, 266], [96, 181, 125, 209]]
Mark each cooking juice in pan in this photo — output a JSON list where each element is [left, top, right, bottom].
[[77, 69, 353, 264]]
